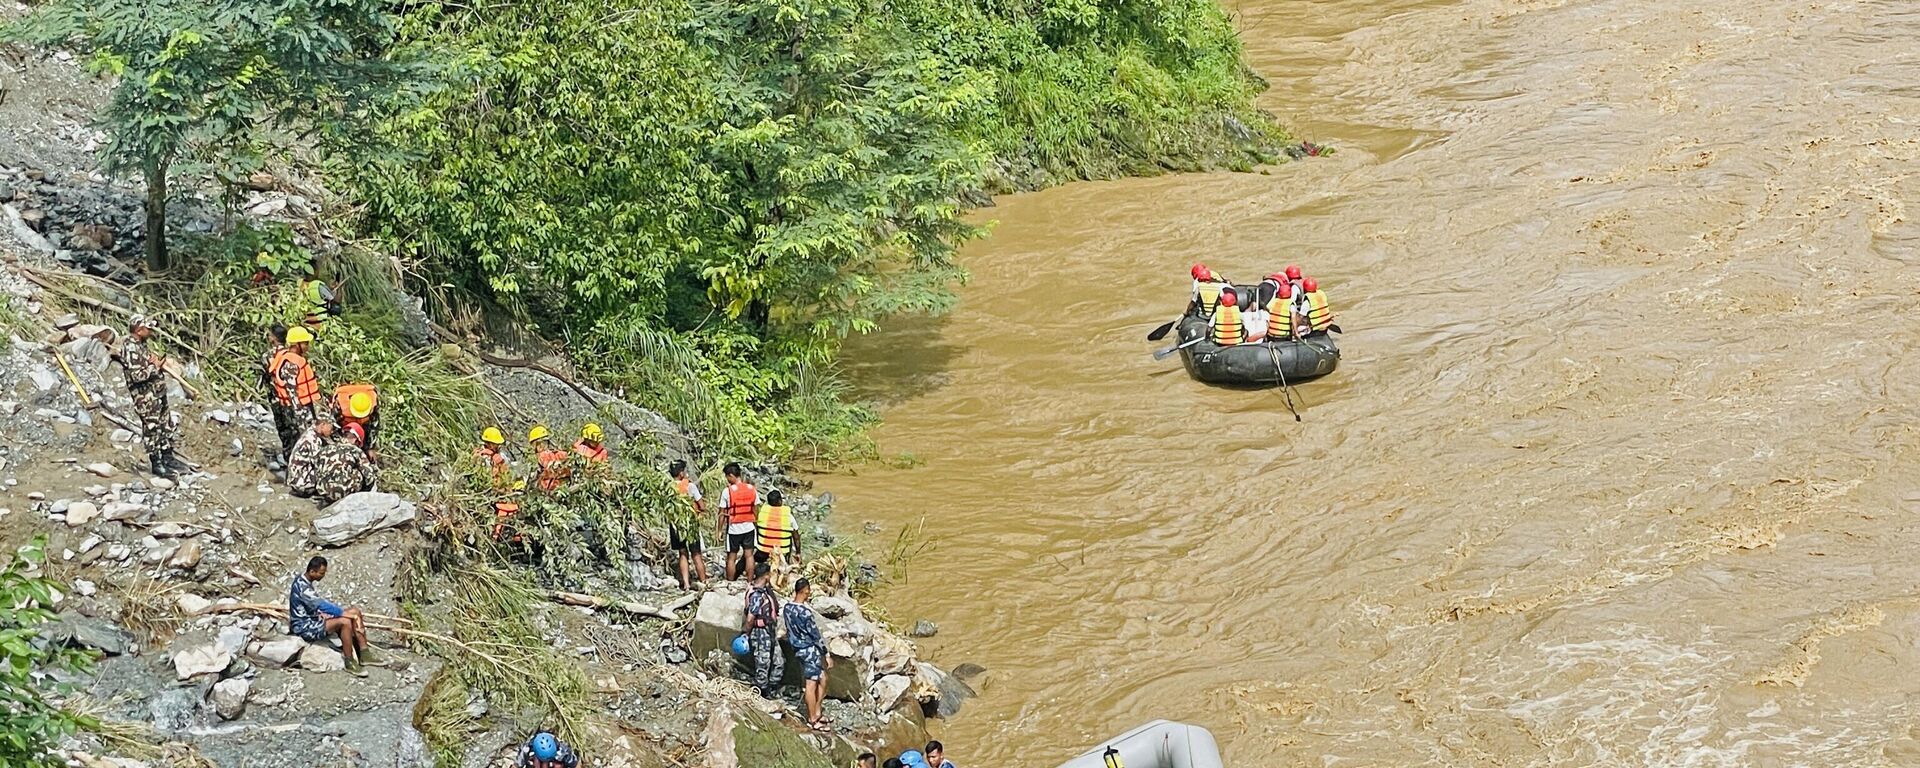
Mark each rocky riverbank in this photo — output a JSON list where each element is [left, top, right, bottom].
[[0, 42, 969, 768]]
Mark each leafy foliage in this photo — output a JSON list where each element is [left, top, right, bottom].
[[0, 539, 96, 768], [350, 0, 1271, 458], [8, 0, 430, 268]]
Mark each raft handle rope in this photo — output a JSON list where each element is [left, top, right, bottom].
[[1268, 342, 1303, 422]]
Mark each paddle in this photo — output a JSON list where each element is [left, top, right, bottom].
[[1145, 319, 1179, 341], [1151, 335, 1207, 360]]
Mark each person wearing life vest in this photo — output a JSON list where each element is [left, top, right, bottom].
[[529, 425, 572, 492], [755, 489, 803, 579], [1189, 264, 1229, 318], [269, 326, 321, 461], [668, 460, 710, 590], [1301, 276, 1335, 336], [1283, 264, 1304, 293], [572, 423, 609, 464], [478, 428, 525, 543], [1211, 288, 1247, 346], [1243, 283, 1271, 343], [720, 462, 761, 581], [332, 383, 379, 458], [1265, 279, 1302, 341]]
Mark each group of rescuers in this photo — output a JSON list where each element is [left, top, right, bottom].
[[1188, 263, 1336, 345]]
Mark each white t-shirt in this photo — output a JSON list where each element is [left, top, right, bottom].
[[724, 482, 760, 535], [1243, 309, 1269, 340]]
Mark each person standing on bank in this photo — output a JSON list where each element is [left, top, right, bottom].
[[784, 577, 833, 730], [742, 563, 783, 698], [720, 462, 761, 581], [114, 316, 184, 478]]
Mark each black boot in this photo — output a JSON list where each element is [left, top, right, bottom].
[[151, 451, 176, 479], [166, 450, 192, 475]]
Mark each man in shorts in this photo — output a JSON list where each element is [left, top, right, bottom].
[[783, 577, 832, 730], [719, 462, 760, 580], [288, 555, 384, 676], [668, 460, 710, 590]]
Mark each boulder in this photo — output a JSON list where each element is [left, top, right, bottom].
[[210, 677, 250, 720], [693, 588, 747, 661], [60, 337, 109, 372], [44, 614, 135, 656], [67, 324, 115, 344], [216, 626, 250, 656], [911, 662, 974, 718], [298, 646, 347, 672], [909, 619, 938, 638], [810, 595, 861, 620], [84, 462, 118, 478], [64, 501, 98, 527], [310, 492, 417, 546], [870, 673, 913, 712], [249, 636, 308, 667], [172, 642, 233, 680], [870, 630, 916, 676]]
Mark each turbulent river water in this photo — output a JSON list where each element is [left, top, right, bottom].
[[826, 0, 1920, 764]]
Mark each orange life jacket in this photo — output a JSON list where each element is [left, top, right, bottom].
[[572, 441, 608, 463], [269, 348, 320, 407], [1212, 304, 1245, 346], [724, 481, 758, 526], [1304, 290, 1334, 332], [1266, 299, 1294, 340], [535, 447, 572, 491]]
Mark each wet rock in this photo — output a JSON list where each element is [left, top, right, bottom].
[[64, 501, 98, 526], [210, 677, 250, 720], [298, 646, 346, 672], [870, 630, 916, 677], [167, 539, 202, 570], [911, 662, 974, 718], [44, 613, 134, 656], [909, 620, 938, 638], [84, 462, 117, 478], [249, 635, 308, 667], [172, 642, 232, 679], [310, 491, 416, 546]]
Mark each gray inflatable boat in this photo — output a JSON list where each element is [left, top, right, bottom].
[[1054, 720, 1223, 768], [1176, 314, 1339, 386]]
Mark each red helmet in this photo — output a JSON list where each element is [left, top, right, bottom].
[[1265, 272, 1285, 284], [1191, 264, 1209, 280], [1284, 265, 1303, 280], [1301, 277, 1319, 292], [345, 422, 367, 447], [1219, 289, 1237, 307], [1276, 281, 1293, 297]]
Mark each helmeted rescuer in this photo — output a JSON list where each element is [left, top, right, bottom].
[[1211, 287, 1246, 345], [478, 427, 524, 542], [1284, 264, 1303, 286], [529, 424, 571, 491], [755, 488, 800, 561], [516, 729, 578, 768], [332, 383, 379, 454], [1191, 264, 1228, 317], [269, 326, 321, 458], [114, 315, 183, 478], [300, 276, 339, 332], [1301, 276, 1334, 334], [1266, 279, 1299, 341], [573, 423, 609, 463]]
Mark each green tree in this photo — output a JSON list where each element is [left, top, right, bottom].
[[0, 538, 95, 767], [9, 0, 427, 270]]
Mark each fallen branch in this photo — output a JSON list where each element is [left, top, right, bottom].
[[19, 267, 204, 399], [547, 590, 696, 620]]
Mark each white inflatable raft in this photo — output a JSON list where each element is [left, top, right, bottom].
[[1054, 720, 1223, 768]]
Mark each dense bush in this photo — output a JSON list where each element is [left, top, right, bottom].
[[349, 0, 1277, 459]]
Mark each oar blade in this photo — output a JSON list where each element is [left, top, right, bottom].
[[1145, 320, 1177, 341]]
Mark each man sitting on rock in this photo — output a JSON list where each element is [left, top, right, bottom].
[[288, 555, 384, 677], [287, 414, 377, 505]]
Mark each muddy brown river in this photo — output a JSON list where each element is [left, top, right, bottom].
[[826, 0, 1920, 764]]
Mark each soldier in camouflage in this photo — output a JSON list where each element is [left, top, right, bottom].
[[113, 316, 182, 478], [287, 413, 377, 506]]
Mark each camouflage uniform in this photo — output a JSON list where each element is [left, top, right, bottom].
[[259, 343, 291, 457], [113, 336, 175, 466], [274, 355, 315, 456], [288, 427, 376, 505]]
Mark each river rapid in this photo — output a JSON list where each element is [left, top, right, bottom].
[[827, 0, 1920, 765]]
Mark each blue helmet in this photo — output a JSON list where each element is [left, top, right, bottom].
[[901, 750, 925, 767], [531, 732, 559, 760], [732, 634, 751, 656]]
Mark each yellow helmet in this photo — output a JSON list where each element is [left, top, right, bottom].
[[285, 326, 314, 345], [482, 427, 505, 445], [527, 424, 551, 443], [580, 423, 603, 442], [347, 392, 375, 419]]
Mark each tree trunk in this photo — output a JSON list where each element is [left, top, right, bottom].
[[144, 159, 170, 272]]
